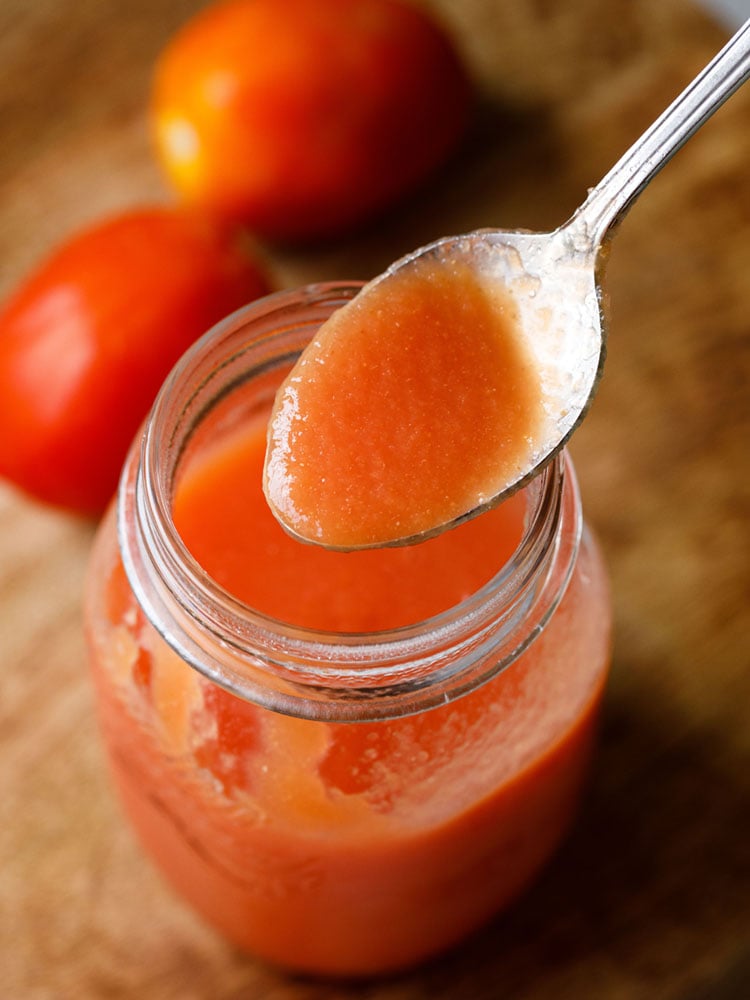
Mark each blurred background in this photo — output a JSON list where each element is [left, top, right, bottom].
[[705, 0, 750, 24], [1, 2, 749, 998]]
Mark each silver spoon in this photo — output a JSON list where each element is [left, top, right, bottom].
[[401, 19, 750, 503], [267, 20, 750, 550]]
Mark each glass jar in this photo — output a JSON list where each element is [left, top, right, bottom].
[[84, 283, 611, 978]]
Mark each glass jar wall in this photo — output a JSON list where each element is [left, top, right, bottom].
[[84, 285, 612, 977]]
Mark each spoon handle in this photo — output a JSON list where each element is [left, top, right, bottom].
[[572, 18, 750, 246]]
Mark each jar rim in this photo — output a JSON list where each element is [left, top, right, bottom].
[[119, 284, 581, 720]]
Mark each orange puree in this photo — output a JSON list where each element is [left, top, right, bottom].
[[174, 415, 526, 631], [264, 258, 541, 548], [87, 402, 611, 976]]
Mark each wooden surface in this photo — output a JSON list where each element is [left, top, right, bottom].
[[2, 1, 749, 997]]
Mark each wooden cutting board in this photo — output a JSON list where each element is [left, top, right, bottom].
[[1, 1, 749, 997]]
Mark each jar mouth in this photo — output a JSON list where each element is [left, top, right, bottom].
[[119, 283, 581, 720]]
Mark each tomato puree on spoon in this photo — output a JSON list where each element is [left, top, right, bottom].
[[264, 256, 543, 549]]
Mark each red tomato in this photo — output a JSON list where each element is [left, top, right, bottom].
[[0, 207, 271, 516], [151, 0, 471, 242]]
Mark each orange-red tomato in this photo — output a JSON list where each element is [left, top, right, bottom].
[[0, 207, 271, 516], [151, 0, 471, 242]]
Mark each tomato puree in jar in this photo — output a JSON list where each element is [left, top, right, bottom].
[[175, 416, 528, 630], [90, 420, 609, 975], [86, 286, 611, 977], [264, 258, 543, 549]]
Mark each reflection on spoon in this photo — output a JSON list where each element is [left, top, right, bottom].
[[264, 20, 750, 551]]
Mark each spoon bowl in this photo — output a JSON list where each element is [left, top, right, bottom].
[[382, 222, 606, 511]]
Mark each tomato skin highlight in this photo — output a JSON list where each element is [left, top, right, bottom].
[[0, 207, 271, 516], [151, 0, 472, 242]]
